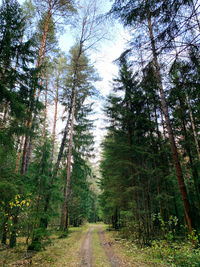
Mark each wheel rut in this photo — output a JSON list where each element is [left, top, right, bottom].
[[80, 226, 94, 267], [80, 225, 131, 267], [97, 226, 132, 267]]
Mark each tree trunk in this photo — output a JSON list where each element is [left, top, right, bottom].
[[160, 109, 166, 139], [9, 214, 18, 248], [21, 133, 30, 175], [61, 89, 77, 230], [41, 77, 48, 148], [15, 135, 25, 173], [54, 102, 73, 176], [145, 0, 193, 235], [1, 216, 8, 245], [35, 9, 51, 70], [50, 66, 60, 164]]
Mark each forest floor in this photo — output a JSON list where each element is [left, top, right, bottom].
[[0, 223, 164, 267]]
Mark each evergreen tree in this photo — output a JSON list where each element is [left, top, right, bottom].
[[110, 0, 194, 236]]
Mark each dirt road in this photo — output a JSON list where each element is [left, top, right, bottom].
[[80, 225, 131, 267]]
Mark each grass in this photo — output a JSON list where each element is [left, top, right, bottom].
[[92, 227, 110, 267], [105, 227, 200, 267], [105, 228, 163, 267], [0, 237, 29, 267], [0, 224, 91, 267]]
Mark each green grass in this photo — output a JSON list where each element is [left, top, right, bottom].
[[0, 224, 91, 267], [105, 227, 200, 267], [105, 228, 163, 267], [92, 227, 110, 267]]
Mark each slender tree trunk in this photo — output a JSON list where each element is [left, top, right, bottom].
[[9, 214, 18, 248], [21, 131, 30, 175], [145, 0, 193, 235], [35, 9, 51, 71], [1, 216, 8, 245], [50, 68, 60, 164], [60, 182, 66, 229], [41, 77, 48, 148], [1, 104, 9, 128], [61, 89, 77, 230], [160, 109, 166, 139], [15, 135, 25, 173], [54, 102, 73, 176], [164, 180, 171, 220]]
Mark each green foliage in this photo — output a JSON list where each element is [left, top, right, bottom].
[[69, 103, 98, 226], [150, 240, 200, 266]]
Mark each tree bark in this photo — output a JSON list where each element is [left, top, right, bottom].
[[54, 102, 72, 176], [41, 77, 48, 148], [145, 0, 193, 235], [21, 130, 30, 175], [61, 89, 77, 230], [50, 64, 60, 164], [15, 135, 25, 173]]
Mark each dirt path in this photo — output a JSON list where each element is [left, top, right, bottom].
[[80, 226, 94, 267], [80, 225, 131, 267], [97, 226, 131, 267]]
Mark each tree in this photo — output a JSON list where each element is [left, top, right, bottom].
[[60, 44, 99, 230], [110, 0, 194, 237], [68, 103, 95, 227]]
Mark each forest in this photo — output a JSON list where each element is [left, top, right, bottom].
[[0, 0, 200, 266]]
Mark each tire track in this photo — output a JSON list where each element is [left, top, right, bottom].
[[80, 226, 94, 267], [97, 226, 132, 267]]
